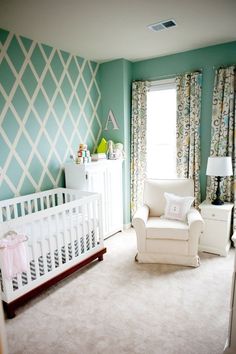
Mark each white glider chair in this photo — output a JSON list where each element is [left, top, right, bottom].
[[132, 179, 204, 267]]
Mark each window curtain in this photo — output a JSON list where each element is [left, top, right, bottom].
[[206, 66, 236, 208], [130, 81, 149, 218], [176, 72, 202, 207]]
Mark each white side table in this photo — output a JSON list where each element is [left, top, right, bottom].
[[199, 201, 233, 256]]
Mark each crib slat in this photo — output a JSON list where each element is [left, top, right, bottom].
[[31, 199, 35, 213], [40, 218, 49, 276], [54, 213, 62, 268], [46, 195, 50, 209], [87, 201, 93, 251], [31, 222, 40, 280], [65, 193, 70, 203], [28, 200, 32, 215], [92, 198, 97, 244], [34, 199, 38, 212], [18, 223, 31, 288], [57, 191, 63, 206], [16, 273, 22, 290], [97, 196, 103, 246], [24, 201, 28, 216], [69, 208, 75, 260], [62, 210, 69, 263], [6, 206, 11, 221], [40, 197, 44, 212], [25, 239, 33, 288], [52, 194, 56, 207], [20, 202, 25, 217], [76, 206, 82, 256], [1, 276, 13, 302], [13, 204, 18, 219], [81, 203, 87, 253], [48, 215, 56, 272]]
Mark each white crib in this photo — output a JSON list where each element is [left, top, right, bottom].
[[0, 188, 106, 318]]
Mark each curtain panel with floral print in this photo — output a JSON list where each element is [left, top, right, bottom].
[[176, 72, 202, 207], [206, 66, 236, 213], [130, 81, 149, 218]]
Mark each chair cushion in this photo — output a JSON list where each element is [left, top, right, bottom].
[[143, 179, 194, 217], [146, 217, 189, 240]]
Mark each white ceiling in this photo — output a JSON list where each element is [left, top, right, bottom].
[[1, 0, 236, 63]]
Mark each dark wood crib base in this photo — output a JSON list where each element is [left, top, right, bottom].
[[3, 247, 106, 319]]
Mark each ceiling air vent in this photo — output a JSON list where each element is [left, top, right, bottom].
[[147, 19, 177, 32]]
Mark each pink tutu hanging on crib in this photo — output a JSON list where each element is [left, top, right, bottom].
[[0, 232, 28, 280]]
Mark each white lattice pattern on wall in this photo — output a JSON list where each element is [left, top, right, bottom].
[[0, 29, 102, 199]]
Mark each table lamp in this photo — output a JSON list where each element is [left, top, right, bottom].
[[206, 156, 233, 205]]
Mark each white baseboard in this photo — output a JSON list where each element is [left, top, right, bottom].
[[123, 223, 131, 230]]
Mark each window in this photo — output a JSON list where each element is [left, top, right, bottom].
[[146, 79, 177, 178]]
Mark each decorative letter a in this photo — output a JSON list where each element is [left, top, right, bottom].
[[104, 110, 119, 130]]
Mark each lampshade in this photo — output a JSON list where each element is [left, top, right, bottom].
[[206, 156, 233, 177]]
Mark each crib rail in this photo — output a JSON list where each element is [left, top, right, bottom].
[[0, 188, 94, 222], [0, 189, 104, 304]]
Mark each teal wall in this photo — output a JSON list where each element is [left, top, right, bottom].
[[1, 25, 236, 224], [132, 41, 236, 200], [99, 59, 132, 225], [0, 28, 102, 200]]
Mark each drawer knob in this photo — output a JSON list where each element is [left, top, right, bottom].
[[212, 213, 215, 217]]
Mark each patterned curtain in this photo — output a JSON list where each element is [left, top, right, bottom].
[[130, 81, 149, 218], [206, 66, 236, 205], [176, 72, 202, 207]]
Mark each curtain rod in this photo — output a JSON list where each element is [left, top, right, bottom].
[[134, 69, 203, 82]]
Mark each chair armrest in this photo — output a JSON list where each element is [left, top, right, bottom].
[[187, 208, 204, 232], [132, 205, 149, 228], [132, 205, 149, 253], [187, 208, 204, 256]]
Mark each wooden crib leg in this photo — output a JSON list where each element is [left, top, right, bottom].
[[3, 303, 16, 319]]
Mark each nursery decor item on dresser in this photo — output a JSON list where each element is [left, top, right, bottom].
[[176, 71, 202, 207], [0, 188, 105, 318], [65, 159, 123, 239], [132, 179, 204, 267]]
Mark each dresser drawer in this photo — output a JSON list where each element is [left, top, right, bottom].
[[201, 208, 229, 221]]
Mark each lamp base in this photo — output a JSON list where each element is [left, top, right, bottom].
[[212, 176, 224, 206], [212, 198, 224, 206]]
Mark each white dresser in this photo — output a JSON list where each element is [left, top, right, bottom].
[[65, 160, 123, 239], [199, 201, 233, 256]]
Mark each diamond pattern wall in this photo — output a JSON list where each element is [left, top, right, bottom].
[[0, 28, 102, 200]]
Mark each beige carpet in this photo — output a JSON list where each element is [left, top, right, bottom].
[[5, 229, 234, 354]]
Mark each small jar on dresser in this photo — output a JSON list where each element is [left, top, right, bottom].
[[199, 201, 233, 256]]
